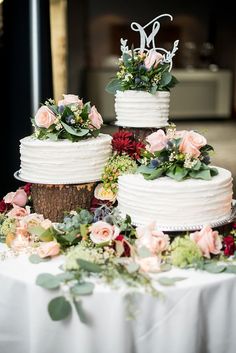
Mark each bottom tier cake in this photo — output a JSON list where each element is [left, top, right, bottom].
[[117, 166, 233, 229]]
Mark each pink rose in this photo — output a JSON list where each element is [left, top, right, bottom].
[[89, 106, 103, 129], [89, 221, 120, 244], [179, 130, 207, 158], [146, 129, 169, 153], [7, 205, 30, 219], [35, 106, 56, 129], [136, 256, 161, 273], [58, 94, 83, 107], [4, 189, 28, 207], [136, 223, 170, 255], [190, 225, 222, 258], [144, 50, 163, 70], [37, 241, 60, 258]]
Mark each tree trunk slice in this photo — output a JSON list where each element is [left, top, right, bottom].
[[31, 183, 97, 222]]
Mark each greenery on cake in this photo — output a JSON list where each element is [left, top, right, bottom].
[[31, 94, 103, 142], [106, 47, 178, 94], [138, 125, 218, 181]]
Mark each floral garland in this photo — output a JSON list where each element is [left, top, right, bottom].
[[1, 185, 236, 322], [31, 94, 103, 142]]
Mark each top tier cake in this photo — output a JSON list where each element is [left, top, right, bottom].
[[19, 94, 112, 184], [106, 14, 179, 128]]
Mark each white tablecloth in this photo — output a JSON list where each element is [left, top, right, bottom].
[[1, 243, 236, 353]]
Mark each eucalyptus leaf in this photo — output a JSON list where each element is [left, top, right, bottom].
[[48, 296, 72, 321], [225, 265, 236, 273], [159, 72, 172, 87], [189, 169, 212, 180], [61, 122, 89, 137], [71, 282, 95, 296], [77, 259, 103, 273], [204, 263, 226, 273], [73, 299, 92, 325], [126, 262, 140, 273], [56, 272, 75, 282], [105, 79, 123, 94], [144, 167, 164, 180], [39, 228, 54, 242], [123, 52, 131, 66], [138, 246, 152, 258], [36, 273, 61, 289], [160, 263, 172, 272], [158, 277, 176, 286], [29, 254, 50, 264], [166, 166, 188, 181]]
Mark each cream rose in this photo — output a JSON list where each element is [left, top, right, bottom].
[[4, 189, 28, 207], [89, 105, 103, 129], [7, 205, 30, 219], [37, 241, 60, 258], [136, 256, 161, 273], [190, 225, 222, 258], [179, 130, 207, 158], [89, 221, 120, 244], [35, 106, 56, 129], [58, 94, 83, 107], [94, 183, 116, 203], [146, 129, 169, 153], [144, 50, 163, 70], [136, 223, 170, 255]]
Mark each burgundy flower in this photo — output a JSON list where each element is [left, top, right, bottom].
[[223, 235, 236, 256], [115, 235, 131, 257], [0, 200, 7, 213], [112, 131, 133, 140], [112, 137, 134, 155], [132, 141, 145, 160], [112, 130, 145, 160], [23, 183, 32, 196]]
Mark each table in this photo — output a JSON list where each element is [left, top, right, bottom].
[[1, 243, 236, 353]]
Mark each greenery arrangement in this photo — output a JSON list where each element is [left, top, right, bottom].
[[31, 94, 103, 142], [106, 49, 178, 94]]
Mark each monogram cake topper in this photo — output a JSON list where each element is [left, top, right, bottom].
[[120, 14, 179, 71]]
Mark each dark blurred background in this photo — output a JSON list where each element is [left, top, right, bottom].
[[0, 0, 236, 197]]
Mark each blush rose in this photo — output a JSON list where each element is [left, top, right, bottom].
[[35, 106, 56, 129], [190, 225, 222, 258], [136, 223, 170, 255], [179, 130, 207, 158], [37, 241, 60, 258], [58, 94, 83, 107], [89, 106, 103, 129], [89, 221, 120, 244], [4, 189, 28, 207], [144, 50, 163, 70], [146, 129, 169, 153]]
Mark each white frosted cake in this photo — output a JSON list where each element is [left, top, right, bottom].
[[19, 134, 112, 184], [118, 167, 233, 229], [115, 90, 170, 128]]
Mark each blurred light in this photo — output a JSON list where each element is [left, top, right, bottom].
[[0, 0, 4, 5]]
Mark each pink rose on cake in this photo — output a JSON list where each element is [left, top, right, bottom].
[[136, 223, 170, 255], [7, 205, 30, 219], [89, 106, 103, 129], [58, 94, 83, 107], [179, 130, 207, 158], [144, 50, 163, 70], [146, 129, 169, 153], [190, 225, 222, 258], [35, 106, 56, 129], [89, 221, 120, 244], [37, 241, 60, 258], [4, 188, 28, 207]]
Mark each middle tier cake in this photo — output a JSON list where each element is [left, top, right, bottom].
[[118, 167, 233, 229]]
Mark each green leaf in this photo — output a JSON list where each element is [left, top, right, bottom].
[[48, 296, 72, 321], [189, 168, 212, 180], [144, 168, 164, 180], [56, 272, 75, 282], [122, 52, 131, 66], [138, 246, 152, 258], [80, 224, 88, 238], [115, 241, 125, 257], [71, 282, 95, 296], [36, 273, 61, 289], [160, 263, 172, 272], [225, 265, 236, 273], [29, 254, 50, 264], [166, 165, 188, 181], [210, 167, 219, 177], [105, 79, 123, 94], [73, 299, 91, 324], [167, 75, 179, 88], [77, 259, 103, 273], [158, 277, 176, 286], [126, 262, 140, 273], [192, 160, 201, 171], [137, 165, 153, 175], [159, 72, 172, 87], [61, 122, 89, 137], [204, 263, 226, 273]]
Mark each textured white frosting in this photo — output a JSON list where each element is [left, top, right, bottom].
[[19, 134, 112, 184], [118, 167, 233, 228], [115, 90, 170, 128]]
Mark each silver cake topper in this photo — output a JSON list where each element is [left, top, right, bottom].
[[120, 14, 179, 71]]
